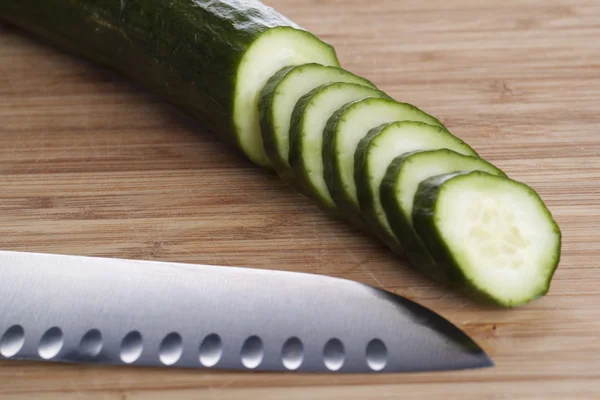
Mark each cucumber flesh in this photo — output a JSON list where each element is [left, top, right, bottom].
[[355, 121, 477, 250], [236, 30, 341, 167], [381, 150, 506, 281], [289, 82, 390, 211], [259, 64, 375, 177], [412, 171, 561, 306], [322, 97, 445, 224]]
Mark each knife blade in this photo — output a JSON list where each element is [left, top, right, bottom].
[[0, 250, 492, 373]]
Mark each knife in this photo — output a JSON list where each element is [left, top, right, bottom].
[[0, 250, 492, 373]]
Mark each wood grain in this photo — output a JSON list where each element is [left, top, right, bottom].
[[1, 0, 599, 398]]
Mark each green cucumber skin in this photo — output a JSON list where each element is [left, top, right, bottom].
[[411, 171, 562, 307], [0, 0, 333, 157], [258, 65, 301, 188], [379, 153, 446, 281], [289, 84, 391, 214], [411, 173, 464, 282], [288, 83, 336, 208], [353, 122, 408, 253]]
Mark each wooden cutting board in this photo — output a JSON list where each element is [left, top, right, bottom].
[[1, 0, 599, 398]]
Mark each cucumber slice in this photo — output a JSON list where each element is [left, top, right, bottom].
[[381, 150, 506, 281], [412, 171, 561, 307], [355, 121, 477, 250], [259, 64, 375, 178], [289, 82, 390, 212], [1, 0, 340, 169], [322, 97, 445, 225], [237, 32, 341, 168]]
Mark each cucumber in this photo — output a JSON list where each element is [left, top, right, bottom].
[[0, 0, 339, 168], [289, 82, 390, 212], [259, 64, 375, 180], [381, 150, 506, 281], [355, 122, 478, 251], [322, 97, 445, 225], [412, 171, 561, 306]]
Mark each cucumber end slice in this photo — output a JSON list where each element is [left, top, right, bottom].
[[413, 171, 561, 307], [235, 27, 339, 168]]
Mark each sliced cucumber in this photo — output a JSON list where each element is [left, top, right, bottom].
[[289, 82, 390, 212], [412, 171, 561, 306], [259, 64, 375, 178], [1, 0, 340, 169], [381, 150, 506, 280], [322, 97, 445, 225], [355, 121, 477, 250]]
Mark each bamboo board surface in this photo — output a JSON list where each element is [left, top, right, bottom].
[[0, 0, 599, 398]]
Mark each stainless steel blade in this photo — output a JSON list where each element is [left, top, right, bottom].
[[0, 250, 492, 373]]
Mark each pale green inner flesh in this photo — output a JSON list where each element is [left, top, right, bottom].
[[365, 124, 475, 234], [300, 83, 387, 209], [235, 28, 339, 168], [273, 66, 373, 169], [335, 99, 442, 208], [436, 173, 560, 304]]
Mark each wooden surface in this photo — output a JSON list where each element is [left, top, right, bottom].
[[1, 0, 599, 398]]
